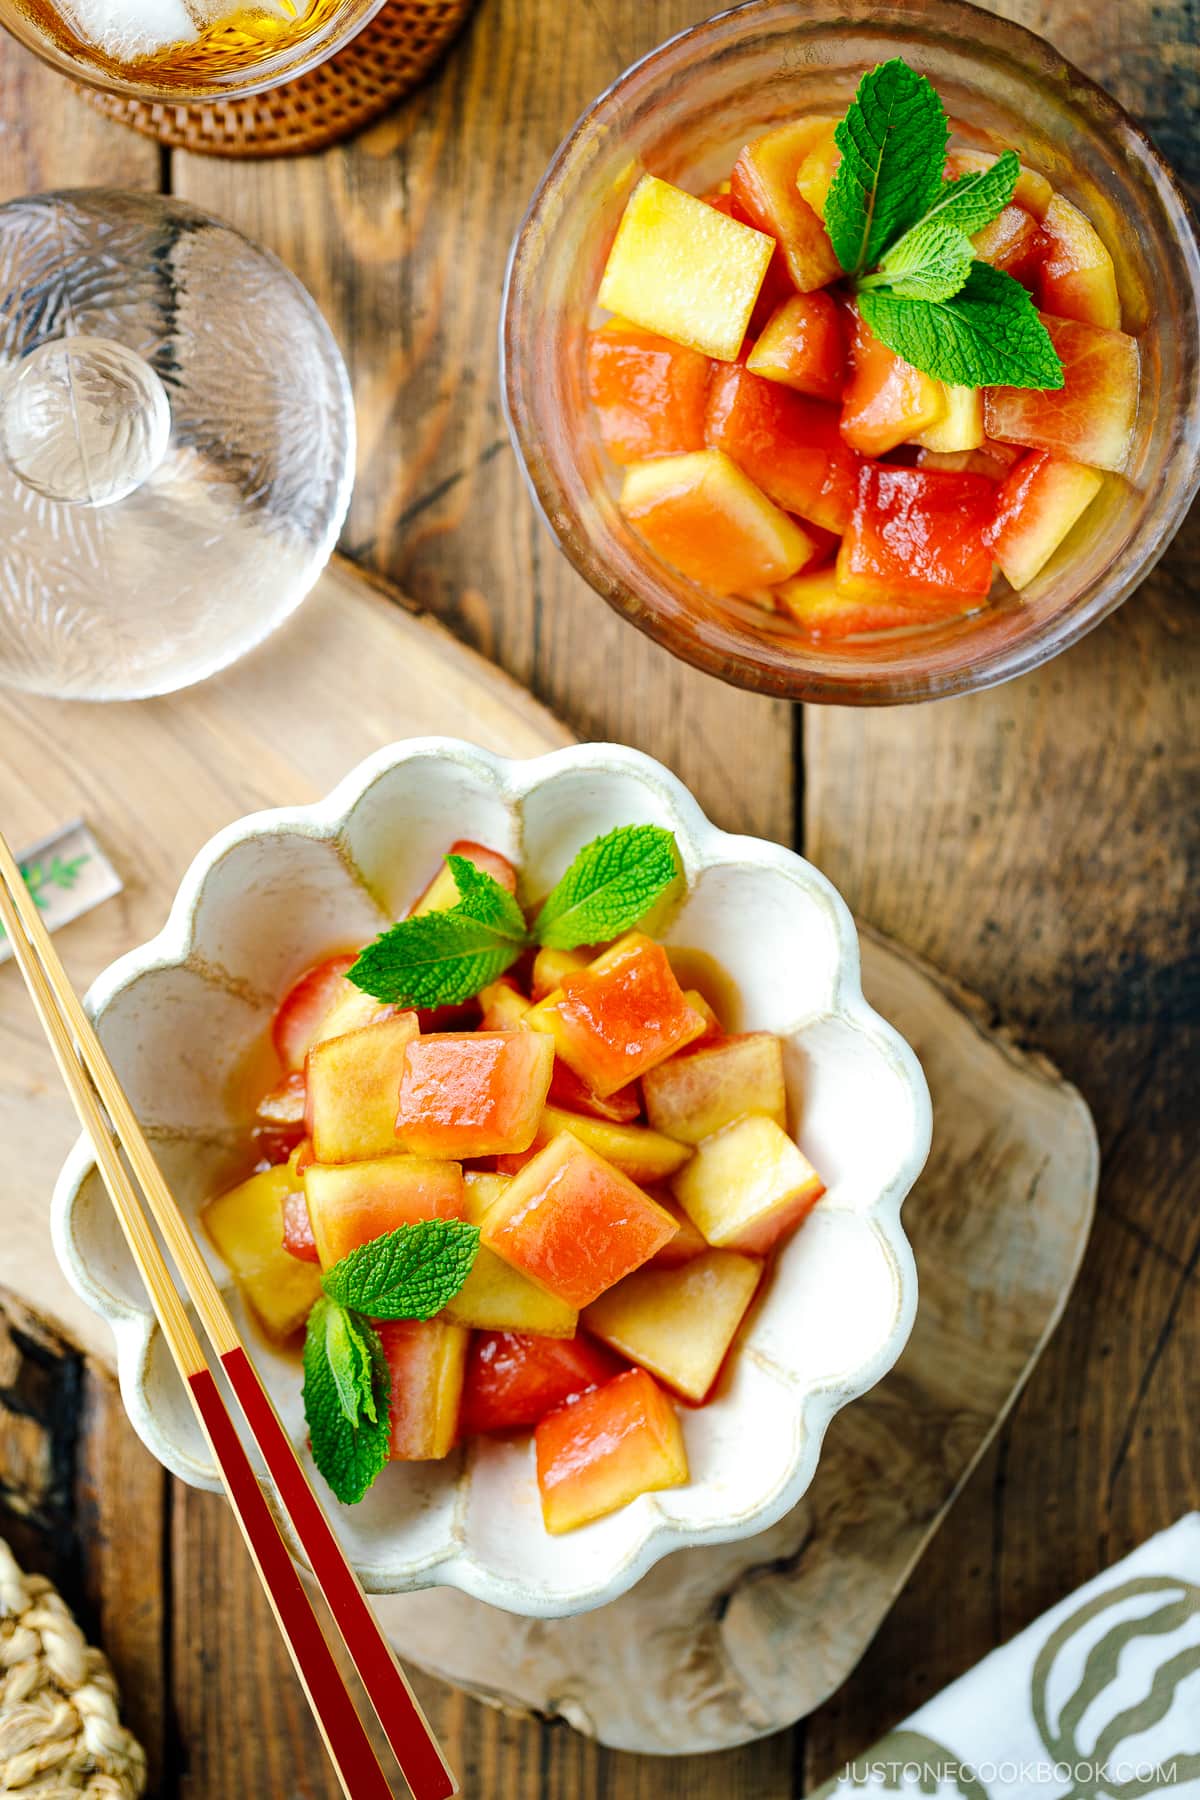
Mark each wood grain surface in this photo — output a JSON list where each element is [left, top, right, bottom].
[[0, 1, 1195, 1796]]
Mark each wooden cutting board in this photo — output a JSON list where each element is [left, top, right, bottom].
[[0, 555, 1098, 1752]]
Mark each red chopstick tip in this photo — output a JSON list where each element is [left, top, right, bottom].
[[219, 1346, 458, 1800], [187, 1366, 397, 1800]]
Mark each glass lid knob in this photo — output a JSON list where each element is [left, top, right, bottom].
[[0, 336, 172, 507]]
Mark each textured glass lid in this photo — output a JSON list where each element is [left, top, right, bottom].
[[0, 189, 354, 701]]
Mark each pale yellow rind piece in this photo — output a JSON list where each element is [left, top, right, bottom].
[[584, 1250, 762, 1401], [311, 984, 393, 1049], [643, 1032, 786, 1146], [794, 123, 840, 216], [477, 979, 532, 1029], [531, 946, 591, 1001], [996, 460, 1104, 591], [530, 1104, 692, 1182], [598, 175, 773, 362], [1039, 194, 1121, 330], [673, 1115, 824, 1256], [307, 1012, 419, 1163], [913, 384, 985, 454], [202, 1165, 321, 1342]]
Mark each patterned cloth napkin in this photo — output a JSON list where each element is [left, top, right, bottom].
[[815, 1514, 1200, 1799]]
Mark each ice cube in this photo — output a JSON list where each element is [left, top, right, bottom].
[[58, 0, 196, 57]]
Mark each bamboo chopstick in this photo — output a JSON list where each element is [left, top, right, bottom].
[[0, 829, 457, 1800]]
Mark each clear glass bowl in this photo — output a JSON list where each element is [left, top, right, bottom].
[[501, 0, 1200, 705], [0, 0, 385, 103]]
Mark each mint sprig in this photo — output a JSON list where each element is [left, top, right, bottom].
[[533, 824, 679, 950], [918, 151, 1021, 236], [323, 1219, 481, 1320], [304, 1220, 481, 1504], [348, 824, 682, 1008], [303, 1296, 391, 1505], [859, 263, 1064, 389], [443, 854, 528, 939], [348, 853, 528, 1007], [824, 62, 1062, 390], [825, 59, 948, 275], [866, 215, 974, 303], [857, 152, 1020, 303], [324, 1302, 380, 1429]]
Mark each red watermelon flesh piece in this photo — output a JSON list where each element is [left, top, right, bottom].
[[987, 450, 1104, 590], [983, 314, 1139, 474], [837, 464, 996, 608], [460, 1330, 624, 1436], [705, 361, 863, 533], [775, 565, 972, 636], [586, 320, 712, 466]]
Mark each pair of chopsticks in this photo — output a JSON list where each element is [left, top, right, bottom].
[[0, 829, 457, 1800]]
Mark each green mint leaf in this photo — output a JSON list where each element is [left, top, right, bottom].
[[858, 262, 1065, 389], [824, 59, 949, 274], [349, 916, 522, 1007], [323, 1219, 481, 1321], [533, 824, 681, 950], [323, 1303, 379, 1428], [348, 856, 528, 1007], [929, 150, 1019, 236], [442, 855, 528, 940], [870, 215, 974, 301], [303, 1297, 391, 1505], [855, 149, 1019, 301]]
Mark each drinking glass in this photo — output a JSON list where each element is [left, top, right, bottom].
[[502, 0, 1200, 704], [0, 189, 354, 700], [0, 0, 385, 101]]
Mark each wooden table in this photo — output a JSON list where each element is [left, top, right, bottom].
[[0, 3, 1195, 1795]]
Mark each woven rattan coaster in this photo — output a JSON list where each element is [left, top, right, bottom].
[[0, 1539, 146, 1798], [76, 0, 474, 157]]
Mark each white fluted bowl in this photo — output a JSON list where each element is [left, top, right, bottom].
[[52, 740, 928, 1618]]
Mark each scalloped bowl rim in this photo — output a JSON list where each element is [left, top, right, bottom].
[[51, 739, 930, 1617]]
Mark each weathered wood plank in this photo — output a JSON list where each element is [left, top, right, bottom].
[[988, 0, 1199, 191], [75, 1372, 169, 1796], [166, 1484, 794, 1800], [0, 1295, 81, 1578], [803, 602, 1199, 1777], [0, 34, 157, 197], [169, 1480, 335, 1799]]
